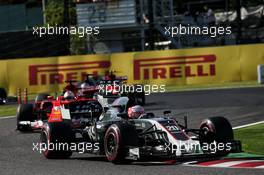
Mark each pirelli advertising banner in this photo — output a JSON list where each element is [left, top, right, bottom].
[[122, 44, 264, 85], [240, 44, 264, 81], [3, 55, 110, 95], [131, 46, 241, 85], [0, 44, 263, 95]]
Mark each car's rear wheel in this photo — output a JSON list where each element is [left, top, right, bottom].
[[16, 104, 34, 132], [104, 122, 138, 164], [199, 116, 234, 155], [40, 122, 74, 159]]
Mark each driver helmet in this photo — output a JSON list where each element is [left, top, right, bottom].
[[64, 84, 76, 92], [63, 90, 75, 100], [80, 82, 91, 90], [128, 105, 145, 119]]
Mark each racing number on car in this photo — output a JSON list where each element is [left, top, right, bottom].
[[166, 125, 178, 131], [88, 4, 107, 23]]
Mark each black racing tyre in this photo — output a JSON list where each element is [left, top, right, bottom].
[[40, 122, 74, 159], [0, 88, 7, 98], [0, 88, 7, 104], [104, 122, 138, 164], [199, 116, 234, 155], [16, 104, 34, 131], [35, 93, 50, 103]]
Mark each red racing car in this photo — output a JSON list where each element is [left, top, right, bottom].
[[16, 86, 102, 132]]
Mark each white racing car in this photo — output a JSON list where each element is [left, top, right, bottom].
[[40, 97, 242, 164]]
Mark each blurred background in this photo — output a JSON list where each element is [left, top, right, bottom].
[[0, 0, 263, 59]]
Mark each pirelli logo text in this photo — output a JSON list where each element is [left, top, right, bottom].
[[29, 61, 110, 85], [134, 55, 216, 80]]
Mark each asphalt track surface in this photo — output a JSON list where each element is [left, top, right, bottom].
[[0, 87, 264, 175]]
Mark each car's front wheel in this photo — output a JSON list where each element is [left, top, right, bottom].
[[104, 122, 138, 164], [16, 104, 34, 132], [199, 116, 234, 155]]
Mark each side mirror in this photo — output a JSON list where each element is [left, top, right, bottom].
[[117, 113, 128, 119], [163, 110, 171, 115], [146, 112, 155, 117], [184, 115, 188, 129]]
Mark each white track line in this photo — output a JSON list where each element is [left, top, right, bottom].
[[0, 116, 15, 119], [233, 121, 264, 130]]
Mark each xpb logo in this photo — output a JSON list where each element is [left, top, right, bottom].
[[29, 61, 110, 85], [134, 55, 216, 80]]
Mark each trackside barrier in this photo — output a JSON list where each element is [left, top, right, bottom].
[[0, 44, 263, 95], [257, 65, 264, 84]]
